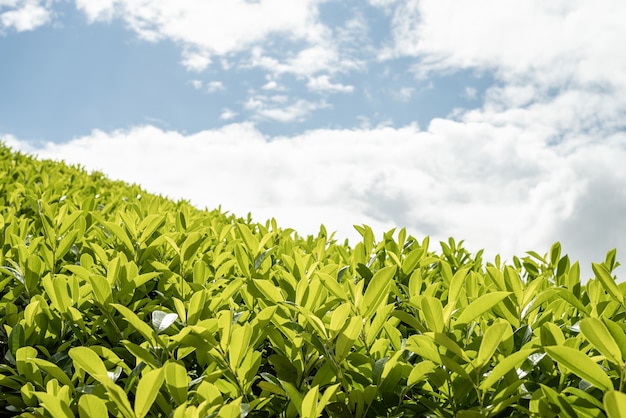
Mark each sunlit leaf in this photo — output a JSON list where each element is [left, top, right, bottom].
[[580, 317, 623, 366], [604, 391, 626, 418], [545, 346, 613, 391], [135, 367, 165, 418]]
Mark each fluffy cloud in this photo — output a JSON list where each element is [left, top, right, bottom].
[[244, 95, 328, 122], [0, 0, 50, 32], [307, 75, 354, 93], [9, 115, 626, 279], [74, 0, 328, 68]]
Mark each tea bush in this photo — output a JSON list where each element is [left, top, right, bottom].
[[1, 143, 626, 417]]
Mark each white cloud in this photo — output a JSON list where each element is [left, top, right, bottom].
[[74, 0, 328, 71], [181, 49, 212, 72], [244, 95, 327, 122], [249, 44, 361, 78], [219, 108, 237, 121], [74, 0, 119, 23], [381, 0, 626, 90], [206, 81, 225, 93], [464, 87, 477, 100], [307, 75, 354, 93], [1, 0, 50, 32], [261, 80, 285, 91], [189, 80, 203, 90], [9, 116, 626, 279], [392, 87, 414, 102]]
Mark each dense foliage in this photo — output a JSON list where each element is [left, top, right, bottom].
[[1, 143, 626, 417]]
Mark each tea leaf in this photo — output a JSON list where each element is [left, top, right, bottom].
[[421, 296, 445, 333], [604, 391, 626, 418], [476, 322, 509, 368], [545, 346, 613, 391], [480, 348, 536, 390], [580, 317, 623, 366], [165, 361, 189, 405], [111, 303, 158, 345], [455, 292, 512, 325], [69, 347, 109, 383], [78, 394, 108, 418], [135, 367, 165, 418], [592, 263, 624, 305], [360, 265, 396, 319], [34, 392, 74, 418]]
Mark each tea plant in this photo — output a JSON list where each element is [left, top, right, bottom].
[[1, 143, 626, 417]]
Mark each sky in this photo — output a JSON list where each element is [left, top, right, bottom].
[[2, 0, 626, 280]]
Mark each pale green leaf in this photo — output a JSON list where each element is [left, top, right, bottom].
[[604, 391, 626, 418], [78, 394, 108, 418], [165, 361, 189, 405], [360, 265, 396, 319], [421, 296, 445, 333], [479, 349, 537, 390], [592, 263, 624, 304], [135, 367, 165, 418], [69, 347, 109, 383], [455, 292, 512, 325], [476, 322, 509, 368], [580, 317, 623, 366], [545, 346, 613, 391]]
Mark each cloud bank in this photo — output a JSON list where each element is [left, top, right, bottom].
[[6, 115, 626, 280]]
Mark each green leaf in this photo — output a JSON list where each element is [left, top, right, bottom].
[[545, 346, 613, 391], [252, 279, 284, 303], [229, 324, 253, 368], [102, 380, 135, 418], [8, 323, 24, 358], [135, 367, 165, 418], [165, 361, 189, 405], [455, 292, 512, 325], [480, 349, 537, 390], [335, 315, 363, 360], [69, 347, 109, 383], [88, 275, 112, 306], [604, 391, 626, 418], [104, 221, 135, 255], [401, 248, 423, 275], [476, 322, 510, 368], [603, 318, 626, 362], [360, 265, 396, 319], [421, 296, 445, 333], [218, 397, 244, 418], [180, 231, 204, 264], [111, 303, 157, 345], [443, 267, 470, 323], [281, 381, 303, 416], [317, 272, 348, 301], [301, 385, 320, 418], [592, 263, 624, 304], [34, 392, 74, 418], [553, 288, 590, 315], [580, 317, 623, 366], [78, 394, 109, 418], [408, 360, 436, 387], [137, 214, 165, 243], [237, 223, 260, 255], [30, 358, 73, 388]]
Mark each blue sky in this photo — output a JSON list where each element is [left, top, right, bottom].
[[2, 0, 626, 279]]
